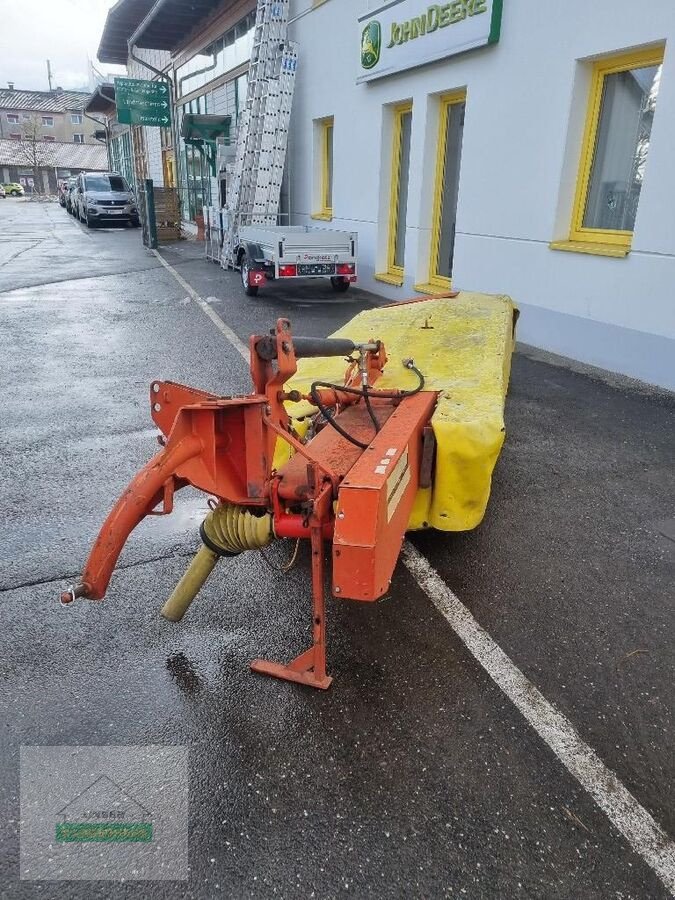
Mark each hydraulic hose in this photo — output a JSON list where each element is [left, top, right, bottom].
[[362, 383, 381, 434], [309, 361, 425, 449]]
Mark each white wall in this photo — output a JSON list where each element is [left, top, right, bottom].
[[288, 0, 675, 388]]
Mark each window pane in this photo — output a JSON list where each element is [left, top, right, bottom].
[[583, 64, 660, 231], [325, 124, 333, 210], [85, 175, 129, 191], [436, 101, 465, 279], [394, 110, 412, 269]]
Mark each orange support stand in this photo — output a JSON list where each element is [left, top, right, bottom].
[[250, 469, 333, 690]]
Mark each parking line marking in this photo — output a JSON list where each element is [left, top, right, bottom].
[[163, 248, 675, 892], [402, 542, 675, 894], [152, 249, 249, 361]]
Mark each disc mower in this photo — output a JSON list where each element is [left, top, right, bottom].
[[61, 293, 517, 689]]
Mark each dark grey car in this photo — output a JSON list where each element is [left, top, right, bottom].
[[75, 172, 140, 228]]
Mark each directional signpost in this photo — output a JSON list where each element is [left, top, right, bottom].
[[114, 77, 171, 128]]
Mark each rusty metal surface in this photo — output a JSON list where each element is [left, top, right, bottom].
[[419, 424, 437, 489], [276, 402, 394, 500]]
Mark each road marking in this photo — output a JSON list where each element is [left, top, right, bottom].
[[402, 542, 675, 895], [152, 249, 249, 361], [166, 250, 675, 893]]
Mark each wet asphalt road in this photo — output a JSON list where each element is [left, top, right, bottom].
[[0, 198, 673, 898]]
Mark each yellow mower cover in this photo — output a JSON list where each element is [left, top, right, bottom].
[[286, 292, 517, 532]]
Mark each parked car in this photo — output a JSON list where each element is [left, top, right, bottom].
[[0, 185, 5, 199], [74, 172, 140, 228], [3, 182, 24, 196], [65, 177, 79, 214]]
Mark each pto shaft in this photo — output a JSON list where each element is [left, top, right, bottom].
[[160, 545, 220, 622]]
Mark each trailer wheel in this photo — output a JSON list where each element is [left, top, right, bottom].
[[240, 254, 259, 297], [330, 277, 350, 293]]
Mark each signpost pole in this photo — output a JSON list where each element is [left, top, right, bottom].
[[144, 178, 158, 250]]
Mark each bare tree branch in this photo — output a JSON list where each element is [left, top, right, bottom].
[[14, 115, 53, 194]]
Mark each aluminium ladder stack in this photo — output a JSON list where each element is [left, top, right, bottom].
[[221, 0, 298, 268]]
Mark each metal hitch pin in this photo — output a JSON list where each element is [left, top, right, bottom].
[[59, 583, 88, 606]]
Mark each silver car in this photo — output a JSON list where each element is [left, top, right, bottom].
[[75, 172, 140, 228]]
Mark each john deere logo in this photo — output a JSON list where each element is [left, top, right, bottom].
[[361, 21, 381, 69]]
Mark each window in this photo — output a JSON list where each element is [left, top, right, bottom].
[[314, 117, 334, 219], [73, 133, 85, 144], [41, 116, 54, 127], [176, 11, 256, 98], [44, 135, 55, 142], [7, 113, 19, 124], [378, 102, 412, 284], [425, 92, 466, 290], [85, 174, 130, 192], [568, 46, 663, 255], [71, 113, 83, 124], [9, 133, 21, 140], [163, 149, 177, 188], [179, 95, 213, 221]]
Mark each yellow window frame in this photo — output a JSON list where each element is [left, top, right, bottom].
[[427, 90, 466, 291], [570, 46, 664, 250], [383, 101, 413, 282], [313, 117, 334, 220]]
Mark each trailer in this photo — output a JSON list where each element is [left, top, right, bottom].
[[234, 224, 358, 296], [215, 2, 360, 299]]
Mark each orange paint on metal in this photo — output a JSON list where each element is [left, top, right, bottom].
[[332, 391, 438, 602], [251, 472, 333, 689], [276, 402, 394, 501], [64, 315, 440, 689]]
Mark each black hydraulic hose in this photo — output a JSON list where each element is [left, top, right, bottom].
[[310, 389, 369, 449], [309, 362, 426, 448], [362, 383, 381, 433]]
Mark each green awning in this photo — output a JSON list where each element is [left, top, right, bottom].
[[181, 114, 231, 143]]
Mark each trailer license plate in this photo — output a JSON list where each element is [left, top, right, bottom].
[[297, 263, 335, 276]]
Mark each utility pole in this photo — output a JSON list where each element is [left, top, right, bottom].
[[47, 59, 53, 91]]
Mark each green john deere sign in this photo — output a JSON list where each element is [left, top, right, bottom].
[[114, 77, 171, 128], [361, 21, 382, 69], [357, 0, 502, 83]]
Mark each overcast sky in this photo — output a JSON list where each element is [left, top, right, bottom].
[[0, 0, 126, 93]]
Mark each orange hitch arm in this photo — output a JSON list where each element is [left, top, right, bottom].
[[61, 434, 202, 603]]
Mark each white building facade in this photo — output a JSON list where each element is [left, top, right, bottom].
[[287, 0, 675, 389]]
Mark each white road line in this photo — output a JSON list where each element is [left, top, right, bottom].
[[152, 249, 249, 361], [402, 542, 675, 895], [159, 246, 675, 893]]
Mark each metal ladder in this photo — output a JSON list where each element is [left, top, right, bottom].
[[222, 0, 298, 268]]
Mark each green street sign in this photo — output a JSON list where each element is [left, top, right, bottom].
[[114, 77, 171, 128]]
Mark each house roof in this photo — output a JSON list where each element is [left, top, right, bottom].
[[84, 83, 117, 116], [98, 0, 229, 65], [98, 0, 155, 66], [0, 139, 108, 170], [0, 88, 91, 114]]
